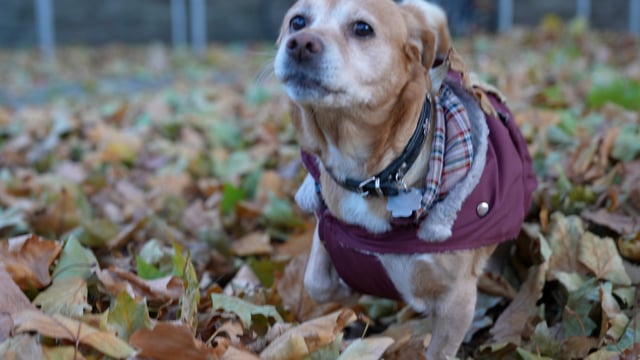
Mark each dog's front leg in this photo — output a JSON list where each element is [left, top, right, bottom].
[[303, 226, 354, 303], [425, 280, 476, 360]]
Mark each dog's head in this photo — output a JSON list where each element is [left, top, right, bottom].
[[274, 0, 450, 109]]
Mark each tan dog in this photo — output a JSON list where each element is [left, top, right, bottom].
[[274, 0, 536, 358]]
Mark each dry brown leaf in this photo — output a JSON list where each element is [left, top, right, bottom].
[[0, 234, 62, 290], [382, 318, 432, 360], [560, 336, 599, 359], [13, 310, 135, 358], [276, 254, 342, 322], [599, 284, 629, 343], [26, 188, 80, 237], [490, 262, 547, 345], [0, 334, 43, 360], [546, 213, 590, 281], [224, 265, 261, 295], [582, 209, 639, 237], [275, 220, 315, 257], [478, 271, 518, 300], [260, 309, 356, 360], [231, 232, 273, 257], [222, 346, 261, 360], [96, 267, 183, 303], [130, 322, 217, 360], [578, 232, 631, 286], [0, 267, 36, 342]]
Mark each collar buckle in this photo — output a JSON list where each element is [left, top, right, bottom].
[[358, 176, 384, 197]]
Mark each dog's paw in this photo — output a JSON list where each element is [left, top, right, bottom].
[[304, 269, 353, 303]]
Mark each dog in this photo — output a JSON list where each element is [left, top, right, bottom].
[[274, 0, 537, 358]]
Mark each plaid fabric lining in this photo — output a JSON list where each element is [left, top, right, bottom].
[[421, 85, 474, 210]]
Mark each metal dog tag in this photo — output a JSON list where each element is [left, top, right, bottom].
[[386, 188, 423, 218]]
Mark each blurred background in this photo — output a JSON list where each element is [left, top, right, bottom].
[[1, 0, 638, 51]]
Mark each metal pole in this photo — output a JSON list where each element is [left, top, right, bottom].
[[497, 0, 513, 32], [171, 0, 187, 49], [576, 0, 591, 21], [631, 0, 640, 35], [190, 0, 207, 56], [34, 0, 55, 60]]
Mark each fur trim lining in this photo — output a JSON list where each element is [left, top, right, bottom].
[[417, 80, 489, 241]]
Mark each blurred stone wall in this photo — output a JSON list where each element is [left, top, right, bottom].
[[0, 0, 632, 47]]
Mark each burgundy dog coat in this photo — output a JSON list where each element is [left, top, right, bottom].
[[301, 76, 538, 300]]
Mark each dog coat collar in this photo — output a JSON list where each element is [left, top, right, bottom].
[[324, 93, 435, 197]]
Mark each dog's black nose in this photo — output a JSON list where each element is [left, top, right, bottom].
[[286, 33, 323, 62]]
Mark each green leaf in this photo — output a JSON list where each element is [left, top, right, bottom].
[[76, 217, 119, 247], [33, 277, 91, 317], [262, 193, 302, 230], [611, 125, 640, 162], [107, 291, 152, 341], [516, 347, 554, 360], [530, 321, 561, 357], [307, 332, 343, 360], [52, 236, 98, 281], [180, 253, 200, 332], [610, 312, 640, 352], [562, 278, 599, 337], [211, 293, 283, 329], [136, 256, 166, 280], [172, 241, 186, 278], [246, 257, 287, 288], [221, 183, 246, 214], [587, 78, 640, 111]]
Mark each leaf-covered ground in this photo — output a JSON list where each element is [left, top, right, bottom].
[[1, 18, 640, 359]]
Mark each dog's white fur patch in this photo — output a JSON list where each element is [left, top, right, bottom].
[[295, 173, 320, 213], [340, 192, 391, 233]]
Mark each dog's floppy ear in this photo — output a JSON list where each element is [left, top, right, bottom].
[[399, 0, 451, 70]]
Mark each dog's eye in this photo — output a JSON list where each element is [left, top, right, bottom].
[[353, 21, 374, 37], [290, 15, 307, 32]]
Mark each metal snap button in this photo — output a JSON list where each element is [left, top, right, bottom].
[[476, 202, 490, 217]]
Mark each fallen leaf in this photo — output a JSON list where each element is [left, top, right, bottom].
[[599, 282, 629, 343], [490, 263, 546, 345], [211, 293, 283, 330], [0, 266, 36, 341], [276, 254, 342, 322], [33, 277, 91, 317], [337, 337, 394, 360], [546, 213, 590, 280], [51, 236, 98, 282], [260, 309, 356, 360], [578, 232, 631, 286], [96, 267, 183, 303], [107, 291, 152, 341], [222, 346, 260, 360], [130, 322, 214, 360], [0, 234, 61, 290], [42, 345, 87, 360], [231, 232, 273, 257], [13, 310, 135, 358], [0, 334, 43, 360]]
